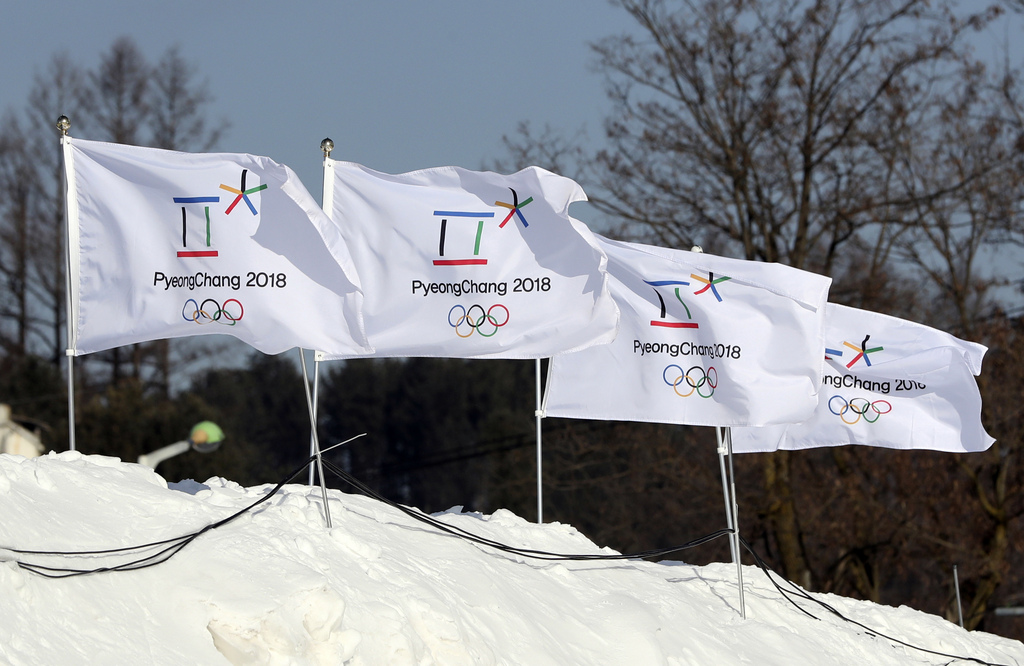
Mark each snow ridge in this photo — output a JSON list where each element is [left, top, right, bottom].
[[1, 452, 1021, 665]]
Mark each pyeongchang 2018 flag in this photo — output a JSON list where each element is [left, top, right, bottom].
[[543, 238, 832, 427], [64, 138, 369, 356], [318, 160, 618, 359], [731, 303, 994, 453]]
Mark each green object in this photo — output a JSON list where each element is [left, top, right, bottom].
[[189, 421, 224, 453]]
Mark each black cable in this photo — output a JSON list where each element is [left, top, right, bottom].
[[3, 458, 312, 577], [322, 458, 730, 562], [737, 537, 1018, 666]]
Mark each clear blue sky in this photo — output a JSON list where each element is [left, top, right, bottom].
[[2, 1, 629, 202]]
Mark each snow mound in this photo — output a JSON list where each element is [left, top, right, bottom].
[[1, 452, 1021, 665]]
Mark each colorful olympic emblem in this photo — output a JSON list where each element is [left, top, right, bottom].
[[828, 395, 892, 424], [690, 271, 731, 302], [449, 304, 510, 338], [663, 364, 718, 398], [826, 334, 884, 369], [495, 187, 533, 228], [182, 298, 244, 326], [220, 168, 268, 216]]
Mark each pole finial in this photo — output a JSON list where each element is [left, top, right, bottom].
[[56, 115, 71, 135], [320, 137, 334, 157]]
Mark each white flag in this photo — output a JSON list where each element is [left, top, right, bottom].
[[319, 160, 618, 359], [64, 138, 369, 356], [731, 303, 994, 453], [543, 238, 832, 427]]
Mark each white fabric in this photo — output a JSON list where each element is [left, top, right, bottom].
[[544, 238, 832, 427], [65, 138, 369, 356], [320, 160, 618, 359], [731, 303, 994, 453]]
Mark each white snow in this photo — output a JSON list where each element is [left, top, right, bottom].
[[1, 451, 1021, 666]]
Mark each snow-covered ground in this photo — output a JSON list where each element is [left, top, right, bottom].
[[1, 451, 1021, 666]]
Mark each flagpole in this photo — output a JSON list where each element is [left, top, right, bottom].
[[536, 357, 544, 523], [308, 353, 320, 486], [57, 116, 76, 451], [726, 426, 746, 618], [716, 426, 737, 564], [300, 347, 332, 527], [311, 137, 335, 487], [954, 564, 965, 628]]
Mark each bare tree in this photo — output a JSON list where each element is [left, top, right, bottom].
[[589, 0, 1002, 266], [890, 60, 1024, 335], [150, 46, 227, 152], [0, 117, 37, 357], [84, 37, 150, 147]]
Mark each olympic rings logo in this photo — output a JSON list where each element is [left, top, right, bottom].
[[182, 298, 244, 326], [663, 364, 718, 398], [449, 304, 510, 338], [828, 395, 892, 424]]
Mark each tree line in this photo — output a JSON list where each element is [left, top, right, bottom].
[[3, 0, 1024, 639]]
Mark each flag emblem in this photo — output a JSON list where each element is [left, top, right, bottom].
[[826, 334, 884, 368]]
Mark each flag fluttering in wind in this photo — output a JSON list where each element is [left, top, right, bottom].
[[731, 303, 994, 453], [64, 138, 369, 356], [543, 238, 832, 427], [319, 160, 618, 359]]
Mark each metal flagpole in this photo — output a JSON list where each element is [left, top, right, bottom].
[[726, 426, 746, 618], [716, 427, 738, 564], [308, 353, 321, 486], [535, 357, 544, 523], [57, 116, 77, 451], [300, 348, 332, 527], [310, 137, 334, 488], [65, 351, 76, 451], [954, 565, 965, 628]]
